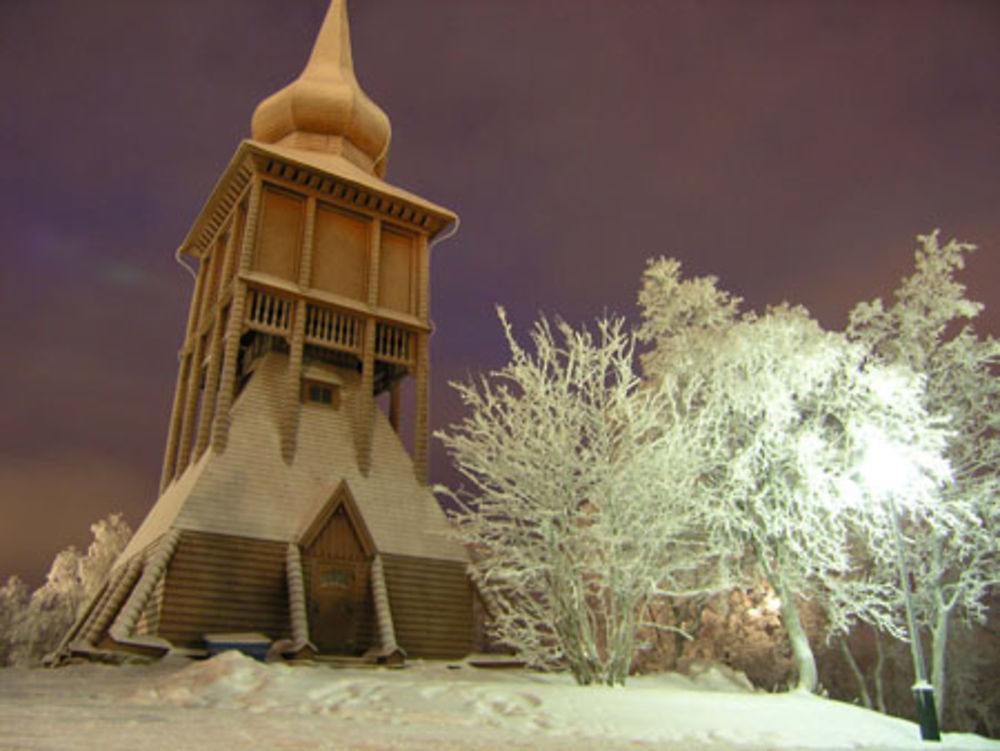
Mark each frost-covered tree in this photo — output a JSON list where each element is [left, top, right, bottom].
[[437, 309, 720, 686], [638, 258, 951, 693], [0, 575, 29, 665], [5, 513, 132, 666], [848, 231, 1000, 722]]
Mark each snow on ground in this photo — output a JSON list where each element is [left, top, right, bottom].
[[0, 652, 998, 751]]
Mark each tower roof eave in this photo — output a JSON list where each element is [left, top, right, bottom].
[[178, 140, 458, 260]]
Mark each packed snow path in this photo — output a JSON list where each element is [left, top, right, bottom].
[[1, 652, 997, 750]]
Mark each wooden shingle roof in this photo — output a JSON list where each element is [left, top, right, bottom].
[[117, 353, 465, 568]]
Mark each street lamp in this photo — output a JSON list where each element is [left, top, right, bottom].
[[862, 439, 941, 742]]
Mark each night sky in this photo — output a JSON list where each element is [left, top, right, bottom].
[[2, 0, 998, 589]]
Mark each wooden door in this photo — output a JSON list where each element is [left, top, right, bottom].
[[304, 504, 372, 654], [309, 559, 369, 653]]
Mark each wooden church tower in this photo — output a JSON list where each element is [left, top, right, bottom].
[[56, 0, 473, 663]]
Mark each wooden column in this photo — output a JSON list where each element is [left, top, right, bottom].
[[212, 176, 262, 453], [159, 257, 208, 491], [282, 299, 307, 464], [193, 226, 238, 459], [175, 333, 207, 474], [194, 319, 224, 460], [413, 233, 431, 484], [356, 218, 382, 476], [159, 353, 191, 491], [413, 333, 430, 485], [281, 198, 316, 464], [178, 234, 229, 473], [389, 381, 401, 433]]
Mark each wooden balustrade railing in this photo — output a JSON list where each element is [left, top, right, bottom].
[[375, 322, 413, 365], [245, 287, 294, 335], [244, 284, 415, 366], [305, 304, 363, 353]]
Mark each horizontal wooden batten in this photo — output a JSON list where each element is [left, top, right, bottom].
[[378, 567, 472, 586], [164, 565, 285, 586], [158, 606, 287, 624], [385, 600, 472, 619], [158, 613, 287, 631], [167, 556, 287, 577], [386, 596, 474, 616], [392, 613, 474, 630], [158, 586, 287, 607], [382, 583, 472, 603]]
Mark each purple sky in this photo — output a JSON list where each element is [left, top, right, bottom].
[[2, 0, 998, 588]]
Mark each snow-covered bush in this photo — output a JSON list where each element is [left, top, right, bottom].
[[2, 513, 132, 666], [437, 310, 721, 686], [637, 258, 952, 693]]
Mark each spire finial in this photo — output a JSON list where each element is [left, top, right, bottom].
[[251, 0, 391, 177]]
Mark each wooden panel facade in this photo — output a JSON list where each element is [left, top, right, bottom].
[[382, 554, 473, 659], [157, 530, 291, 649], [254, 186, 303, 282], [312, 203, 369, 300], [378, 227, 414, 314]]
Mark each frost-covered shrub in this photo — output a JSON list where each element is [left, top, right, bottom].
[[438, 310, 721, 686], [3, 513, 132, 666]]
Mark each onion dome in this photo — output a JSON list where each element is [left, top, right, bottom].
[[251, 0, 391, 178]]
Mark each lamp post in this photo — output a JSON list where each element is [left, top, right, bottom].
[[863, 438, 941, 742], [886, 496, 941, 742]]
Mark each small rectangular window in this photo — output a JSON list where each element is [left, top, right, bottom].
[[302, 379, 339, 408]]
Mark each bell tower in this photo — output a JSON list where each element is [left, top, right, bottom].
[[57, 0, 474, 664], [159, 0, 454, 489]]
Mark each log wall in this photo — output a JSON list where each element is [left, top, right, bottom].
[[382, 554, 473, 659], [157, 530, 291, 648]]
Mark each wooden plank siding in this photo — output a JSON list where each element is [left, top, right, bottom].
[[382, 554, 473, 659], [157, 530, 291, 648]]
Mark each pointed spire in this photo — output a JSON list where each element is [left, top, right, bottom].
[[251, 0, 391, 177]]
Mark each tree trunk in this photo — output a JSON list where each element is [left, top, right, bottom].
[[873, 629, 888, 715], [931, 607, 951, 726], [838, 635, 872, 708], [779, 589, 818, 692], [757, 543, 818, 693]]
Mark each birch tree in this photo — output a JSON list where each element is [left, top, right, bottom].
[[437, 309, 719, 686], [848, 231, 1000, 723], [638, 258, 951, 693]]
